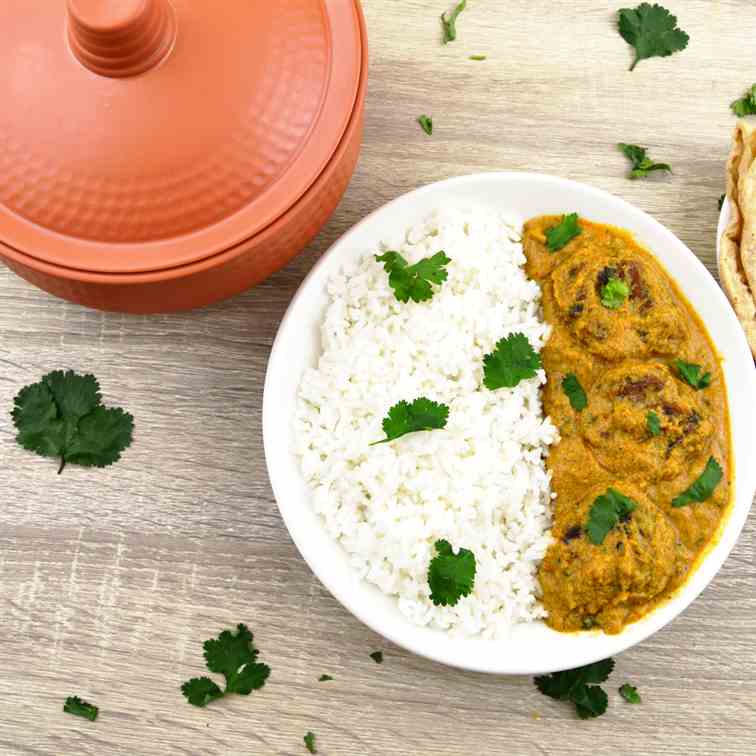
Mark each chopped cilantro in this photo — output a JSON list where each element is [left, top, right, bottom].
[[619, 683, 642, 704], [370, 651, 383, 664], [562, 373, 588, 412], [417, 114, 433, 135], [731, 85, 756, 117], [318, 674, 333, 682], [181, 624, 270, 708], [375, 250, 451, 303], [646, 410, 662, 436], [428, 539, 476, 607], [63, 696, 98, 722], [441, 0, 467, 44], [718, 193, 726, 211], [11, 370, 133, 474], [469, 54, 487, 61], [304, 731, 317, 754], [371, 397, 449, 445], [618, 3, 689, 71], [483, 333, 541, 390], [674, 359, 712, 390], [545, 213, 581, 252], [600, 276, 630, 309], [618, 143, 671, 179], [672, 457, 723, 508], [586, 489, 638, 545], [535, 659, 614, 719]]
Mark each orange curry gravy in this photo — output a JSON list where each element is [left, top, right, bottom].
[[523, 216, 732, 634]]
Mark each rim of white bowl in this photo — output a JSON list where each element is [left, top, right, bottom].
[[263, 172, 756, 675]]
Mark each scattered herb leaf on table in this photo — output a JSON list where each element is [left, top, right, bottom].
[[318, 674, 333, 682], [586, 489, 638, 545], [545, 213, 581, 252], [618, 143, 671, 179], [672, 457, 723, 508], [370, 651, 384, 664], [375, 250, 451, 303], [417, 114, 433, 135], [469, 54, 487, 61], [304, 731, 317, 754], [428, 539, 476, 607], [731, 85, 756, 117], [441, 0, 467, 44], [181, 623, 270, 708], [535, 659, 615, 719], [371, 398, 449, 445], [619, 683, 642, 704], [12, 370, 134, 474], [63, 696, 99, 722], [483, 333, 541, 390], [562, 373, 588, 412], [618, 3, 689, 71]]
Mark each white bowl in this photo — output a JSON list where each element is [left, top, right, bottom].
[[263, 173, 756, 675]]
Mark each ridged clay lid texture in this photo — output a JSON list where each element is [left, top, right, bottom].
[[0, 0, 363, 273]]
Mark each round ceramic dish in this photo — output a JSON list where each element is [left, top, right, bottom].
[[263, 173, 756, 675], [0, 0, 367, 312]]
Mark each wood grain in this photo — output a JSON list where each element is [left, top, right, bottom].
[[1, 2, 754, 754]]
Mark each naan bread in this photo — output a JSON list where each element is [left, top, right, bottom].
[[720, 121, 756, 357]]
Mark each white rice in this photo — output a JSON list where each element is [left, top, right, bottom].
[[294, 207, 558, 638]]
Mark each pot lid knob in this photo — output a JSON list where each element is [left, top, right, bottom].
[[67, 0, 176, 78]]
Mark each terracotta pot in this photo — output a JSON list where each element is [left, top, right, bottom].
[[0, 0, 367, 313]]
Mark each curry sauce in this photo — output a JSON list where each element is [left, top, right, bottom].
[[523, 216, 731, 634]]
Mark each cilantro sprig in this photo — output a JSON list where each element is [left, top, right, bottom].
[[304, 732, 317, 754], [181, 624, 270, 708], [483, 333, 542, 390], [619, 683, 642, 704], [63, 696, 99, 722], [375, 251, 451, 303], [646, 410, 662, 437], [441, 0, 467, 44], [12, 370, 133, 474], [371, 398, 449, 445], [672, 457, 723, 508], [618, 3, 689, 72], [562, 373, 588, 412], [545, 214, 581, 252], [674, 359, 712, 390], [370, 651, 384, 664], [428, 539, 476, 607], [535, 659, 615, 719], [731, 85, 756, 117], [586, 489, 638, 545], [618, 143, 671, 179], [600, 276, 630, 309]]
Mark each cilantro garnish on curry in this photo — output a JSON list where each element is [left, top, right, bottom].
[[523, 215, 731, 634]]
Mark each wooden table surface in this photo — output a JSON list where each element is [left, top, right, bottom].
[[1, 2, 754, 754]]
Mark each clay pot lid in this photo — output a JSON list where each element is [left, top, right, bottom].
[[0, 0, 363, 274]]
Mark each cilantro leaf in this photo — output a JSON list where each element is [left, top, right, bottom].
[[417, 115, 433, 135], [469, 54, 487, 61], [11, 370, 133, 474], [375, 250, 451, 303], [618, 3, 689, 71], [428, 539, 476, 607], [672, 457, 723, 508], [441, 0, 467, 44], [181, 623, 271, 708], [646, 410, 662, 436], [371, 397, 449, 445], [545, 213, 581, 252], [535, 659, 614, 719], [618, 143, 671, 179], [483, 333, 541, 390], [731, 85, 756, 117], [304, 731, 317, 754], [619, 683, 642, 704], [600, 276, 630, 309], [181, 677, 224, 708], [318, 674, 333, 682], [562, 373, 588, 412], [718, 193, 726, 211], [63, 696, 99, 722], [370, 651, 383, 664], [586, 489, 637, 545], [674, 359, 712, 390]]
